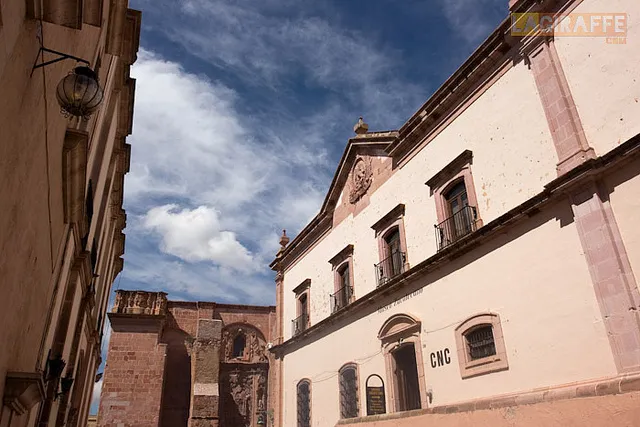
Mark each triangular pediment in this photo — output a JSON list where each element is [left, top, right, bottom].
[[271, 130, 398, 269], [321, 131, 398, 215]]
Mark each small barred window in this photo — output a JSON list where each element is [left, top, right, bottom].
[[465, 325, 496, 360], [339, 365, 358, 419]]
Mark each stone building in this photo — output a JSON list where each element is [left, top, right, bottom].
[[97, 290, 277, 427], [270, 0, 640, 425], [0, 1, 140, 427]]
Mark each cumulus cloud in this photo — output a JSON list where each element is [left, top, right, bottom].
[[143, 204, 254, 270]]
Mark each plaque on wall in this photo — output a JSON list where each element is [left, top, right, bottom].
[[365, 374, 386, 416]]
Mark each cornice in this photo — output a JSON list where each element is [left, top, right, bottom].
[[271, 132, 640, 354]]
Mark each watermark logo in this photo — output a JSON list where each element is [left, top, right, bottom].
[[511, 13, 628, 44]]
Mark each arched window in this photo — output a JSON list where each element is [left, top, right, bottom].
[[339, 364, 359, 419], [232, 333, 246, 358], [297, 380, 311, 427]]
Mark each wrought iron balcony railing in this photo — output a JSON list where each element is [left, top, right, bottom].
[[435, 205, 478, 251], [330, 285, 353, 314], [375, 251, 406, 287], [292, 314, 309, 336]]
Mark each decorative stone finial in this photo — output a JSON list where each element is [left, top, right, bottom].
[[279, 230, 290, 248], [353, 117, 369, 135]]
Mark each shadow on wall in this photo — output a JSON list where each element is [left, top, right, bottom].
[[284, 198, 576, 354], [160, 312, 192, 427]]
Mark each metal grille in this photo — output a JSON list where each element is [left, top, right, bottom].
[[330, 285, 353, 314], [375, 251, 406, 287], [466, 325, 496, 360], [435, 205, 478, 251], [292, 314, 309, 337], [297, 381, 311, 427], [339, 367, 358, 419]]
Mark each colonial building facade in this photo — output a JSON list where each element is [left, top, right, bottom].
[[0, 1, 140, 427], [270, 0, 640, 426], [97, 290, 277, 427]]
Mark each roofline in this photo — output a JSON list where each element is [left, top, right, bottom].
[[270, 0, 568, 271]]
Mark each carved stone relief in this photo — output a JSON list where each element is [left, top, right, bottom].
[[219, 324, 270, 427], [349, 157, 373, 204], [222, 327, 268, 363]]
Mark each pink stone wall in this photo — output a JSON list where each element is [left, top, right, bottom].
[[98, 331, 167, 427]]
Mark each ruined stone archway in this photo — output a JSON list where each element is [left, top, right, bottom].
[[219, 323, 269, 427]]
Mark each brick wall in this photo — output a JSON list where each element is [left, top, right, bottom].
[[98, 329, 167, 427]]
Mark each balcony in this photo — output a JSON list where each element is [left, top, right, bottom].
[[330, 285, 353, 314], [435, 205, 478, 251], [376, 251, 406, 287], [292, 314, 309, 336]]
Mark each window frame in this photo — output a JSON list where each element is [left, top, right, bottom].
[[371, 204, 409, 285], [297, 379, 312, 427], [455, 313, 509, 379], [329, 245, 355, 308], [425, 150, 482, 227], [293, 279, 311, 334], [338, 363, 360, 419]]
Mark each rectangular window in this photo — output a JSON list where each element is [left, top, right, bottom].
[[426, 150, 482, 251], [372, 204, 408, 287], [329, 245, 354, 313]]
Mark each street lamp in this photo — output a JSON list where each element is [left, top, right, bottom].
[[56, 66, 104, 119], [33, 47, 104, 120]]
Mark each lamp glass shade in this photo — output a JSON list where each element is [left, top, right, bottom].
[[55, 66, 104, 119]]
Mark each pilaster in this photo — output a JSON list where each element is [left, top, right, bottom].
[[188, 319, 223, 427]]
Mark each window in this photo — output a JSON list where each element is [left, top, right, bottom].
[[372, 204, 408, 286], [329, 245, 354, 313], [392, 344, 421, 411], [425, 150, 482, 251], [292, 279, 311, 336], [378, 314, 427, 412], [466, 325, 496, 360], [455, 313, 508, 379], [297, 380, 311, 427], [232, 333, 246, 358], [339, 365, 359, 419]]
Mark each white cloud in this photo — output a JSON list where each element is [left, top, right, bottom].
[[436, 0, 506, 44], [143, 204, 254, 270]]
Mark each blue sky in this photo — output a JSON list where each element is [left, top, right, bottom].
[[91, 0, 507, 412]]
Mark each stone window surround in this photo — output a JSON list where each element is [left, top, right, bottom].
[[426, 150, 482, 226], [297, 378, 312, 427], [329, 244, 355, 297], [338, 363, 361, 419], [455, 313, 508, 379], [371, 204, 410, 270], [377, 313, 429, 412], [293, 279, 311, 328]]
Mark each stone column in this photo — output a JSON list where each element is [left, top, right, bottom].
[[188, 319, 222, 427]]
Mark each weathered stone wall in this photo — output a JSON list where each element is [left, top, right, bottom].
[[97, 328, 167, 427], [98, 298, 276, 427]]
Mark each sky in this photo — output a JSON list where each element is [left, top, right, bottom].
[[91, 0, 508, 413]]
